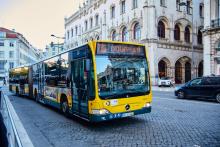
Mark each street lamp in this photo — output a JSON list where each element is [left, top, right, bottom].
[[50, 34, 65, 54], [179, 1, 195, 79]]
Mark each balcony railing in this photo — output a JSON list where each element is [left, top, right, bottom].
[[211, 18, 220, 28]]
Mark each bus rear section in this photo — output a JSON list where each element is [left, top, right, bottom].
[[9, 66, 30, 96], [88, 42, 152, 122]]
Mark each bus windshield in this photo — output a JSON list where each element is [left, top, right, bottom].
[[96, 43, 150, 99]]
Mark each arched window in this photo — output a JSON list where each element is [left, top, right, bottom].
[[158, 60, 167, 78], [185, 26, 190, 43], [174, 24, 180, 40], [197, 29, 202, 44], [158, 21, 165, 38], [111, 30, 116, 41], [122, 27, 129, 42], [133, 23, 141, 41]]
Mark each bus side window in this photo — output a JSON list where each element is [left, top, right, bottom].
[[60, 53, 70, 88]]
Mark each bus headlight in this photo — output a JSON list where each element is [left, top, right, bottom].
[[143, 103, 151, 108], [91, 109, 110, 115]]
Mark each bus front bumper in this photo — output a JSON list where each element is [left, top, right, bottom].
[[90, 106, 151, 122]]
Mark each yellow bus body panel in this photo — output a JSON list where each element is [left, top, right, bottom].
[[88, 41, 152, 115]]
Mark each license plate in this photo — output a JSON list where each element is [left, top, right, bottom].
[[122, 112, 134, 117]]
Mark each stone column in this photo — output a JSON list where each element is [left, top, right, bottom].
[[143, 0, 156, 39], [143, 0, 158, 85]]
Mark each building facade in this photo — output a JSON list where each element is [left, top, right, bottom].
[[44, 42, 64, 58], [203, 0, 220, 75], [65, 0, 204, 85], [0, 27, 40, 79]]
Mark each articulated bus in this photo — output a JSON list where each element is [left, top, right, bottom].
[[9, 41, 152, 122]]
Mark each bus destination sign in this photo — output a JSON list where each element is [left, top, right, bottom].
[[96, 43, 145, 56]]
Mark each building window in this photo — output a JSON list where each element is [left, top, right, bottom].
[[90, 18, 93, 29], [216, 42, 220, 51], [122, 27, 129, 42], [9, 62, 14, 69], [174, 24, 180, 41], [95, 15, 99, 26], [75, 26, 78, 36], [121, 1, 126, 14], [184, 26, 190, 43], [71, 28, 73, 37], [186, 0, 191, 14], [199, 3, 204, 18], [111, 30, 117, 41], [176, 0, 180, 10], [9, 42, 14, 47], [67, 31, 70, 39], [133, 0, 138, 9], [197, 29, 203, 44], [85, 20, 88, 31], [95, 36, 100, 40], [9, 51, 14, 58], [52, 47, 55, 52], [111, 6, 115, 18], [158, 21, 165, 38], [133, 23, 141, 41], [160, 0, 166, 7], [0, 51, 4, 58], [0, 62, 4, 70], [0, 41, 4, 46]]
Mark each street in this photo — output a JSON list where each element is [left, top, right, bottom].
[[7, 90, 220, 147]]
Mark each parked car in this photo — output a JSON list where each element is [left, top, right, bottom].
[[175, 76, 220, 103], [158, 77, 174, 87]]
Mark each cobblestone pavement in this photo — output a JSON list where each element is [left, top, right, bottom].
[[8, 92, 220, 147]]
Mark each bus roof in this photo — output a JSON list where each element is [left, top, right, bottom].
[[9, 41, 145, 70]]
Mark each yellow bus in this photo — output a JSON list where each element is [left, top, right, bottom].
[[9, 41, 152, 122]]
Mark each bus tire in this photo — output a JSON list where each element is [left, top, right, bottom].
[[60, 95, 70, 117], [16, 87, 19, 96]]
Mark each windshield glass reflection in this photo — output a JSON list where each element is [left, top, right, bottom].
[[96, 55, 149, 99]]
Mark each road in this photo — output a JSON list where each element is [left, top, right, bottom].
[[7, 90, 220, 147]]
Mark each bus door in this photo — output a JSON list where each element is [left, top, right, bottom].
[[38, 63, 44, 102], [72, 59, 89, 117]]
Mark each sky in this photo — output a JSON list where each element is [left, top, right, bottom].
[[0, 0, 83, 50]]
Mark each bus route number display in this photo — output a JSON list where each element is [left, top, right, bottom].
[[96, 43, 145, 56]]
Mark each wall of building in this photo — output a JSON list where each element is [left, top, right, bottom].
[[0, 28, 40, 80], [65, 0, 204, 84], [203, 0, 220, 75]]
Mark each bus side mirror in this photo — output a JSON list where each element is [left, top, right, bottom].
[[86, 59, 91, 71]]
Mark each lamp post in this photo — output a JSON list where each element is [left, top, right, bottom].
[[179, 1, 195, 79], [50, 34, 65, 54]]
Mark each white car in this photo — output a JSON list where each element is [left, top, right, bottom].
[[158, 77, 174, 87]]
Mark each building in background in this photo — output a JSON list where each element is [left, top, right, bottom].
[[0, 27, 40, 79], [203, 0, 220, 75], [65, 0, 204, 85], [44, 42, 64, 58]]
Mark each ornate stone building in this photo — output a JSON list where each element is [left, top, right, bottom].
[[203, 0, 220, 75], [65, 0, 204, 85]]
